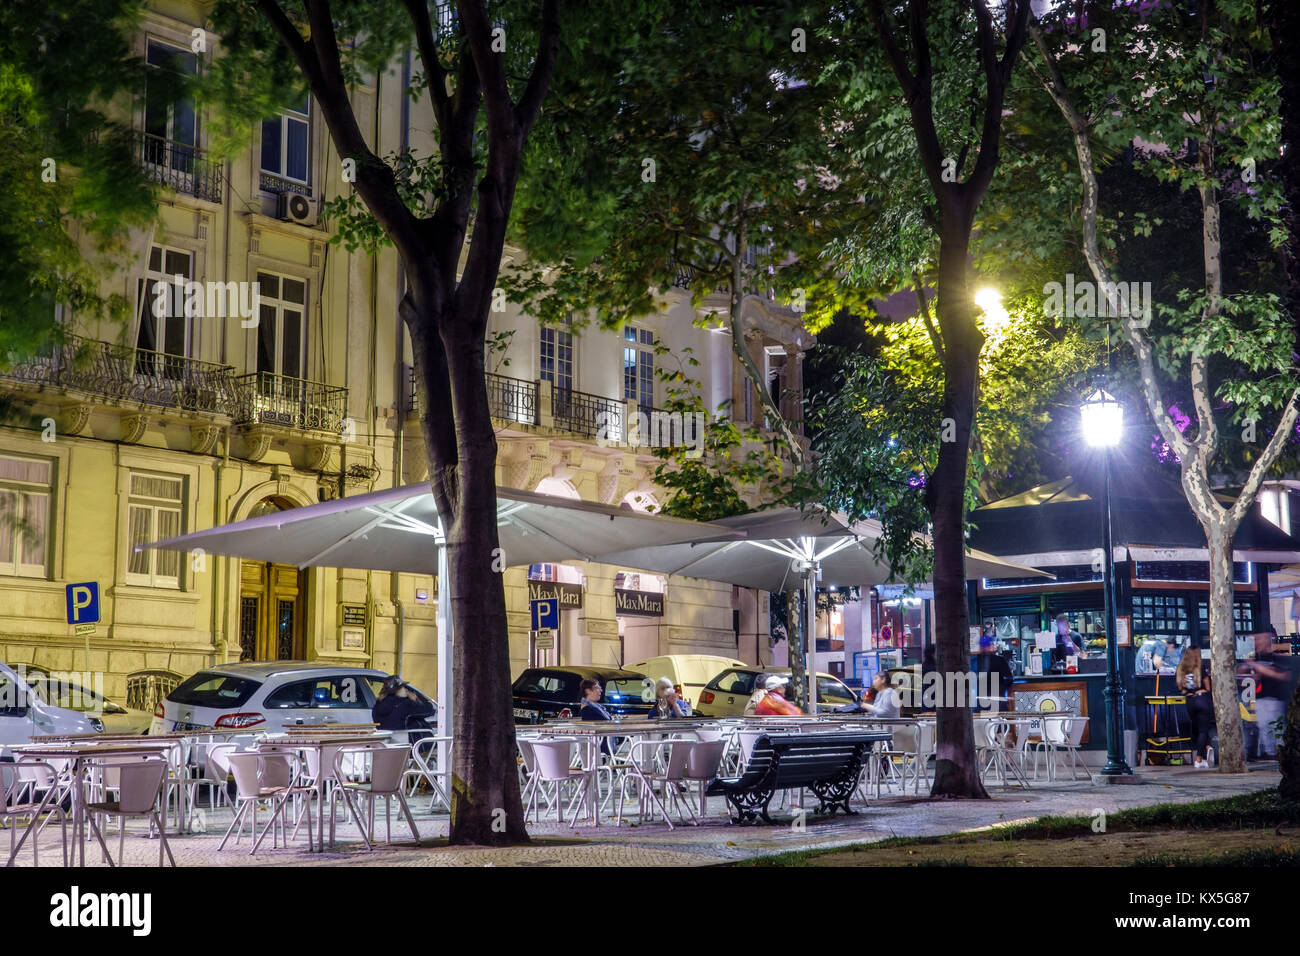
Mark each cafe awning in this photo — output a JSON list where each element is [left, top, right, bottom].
[[968, 470, 1300, 566]]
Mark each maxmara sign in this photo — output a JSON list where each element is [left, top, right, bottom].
[[527, 581, 584, 609], [615, 588, 664, 617]]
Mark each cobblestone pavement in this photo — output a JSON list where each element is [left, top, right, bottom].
[[2, 763, 1280, 867]]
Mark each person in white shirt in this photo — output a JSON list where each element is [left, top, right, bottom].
[[861, 671, 901, 718]]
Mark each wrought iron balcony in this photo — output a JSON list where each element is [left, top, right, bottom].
[[134, 130, 223, 203], [553, 385, 624, 440], [408, 369, 537, 427], [487, 372, 537, 425], [234, 372, 347, 434], [0, 335, 241, 414]]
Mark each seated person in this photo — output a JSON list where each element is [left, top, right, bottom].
[[743, 679, 770, 716], [646, 676, 691, 719], [372, 676, 435, 732], [579, 678, 613, 720], [754, 676, 803, 716]]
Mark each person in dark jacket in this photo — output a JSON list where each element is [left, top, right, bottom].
[[579, 678, 613, 720], [976, 636, 1014, 711], [372, 676, 435, 732]]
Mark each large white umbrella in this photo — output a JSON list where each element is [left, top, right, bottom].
[[597, 507, 1051, 713], [147, 482, 743, 787], [148, 482, 738, 572]]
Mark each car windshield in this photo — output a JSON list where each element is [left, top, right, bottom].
[[706, 669, 756, 695], [512, 671, 579, 701], [169, 672, 260, 708], [604, 676, 654, 705], [817, 676, 854, 704], [28, 678, 115, 714]]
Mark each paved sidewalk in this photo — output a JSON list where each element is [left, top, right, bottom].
[[2, 763, 1281, 867]]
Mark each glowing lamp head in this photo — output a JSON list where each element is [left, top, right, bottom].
[[1081, 388, 1123, 447]]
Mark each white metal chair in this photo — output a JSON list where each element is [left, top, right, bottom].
[[220, 751, 309, 855], [2, 760, 68, 867], [330, 745, 420, 846], [619, 738, 696, 828], [528, 738, 597, 827], [518, 738, 558, 824], [1042, 715, 1088, 780], [405, 735, 452, 812], [976, 716, 1030, 789], [682, 739, 726, 818], [84, 756, 174, 867]]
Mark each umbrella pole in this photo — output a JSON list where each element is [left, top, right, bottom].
[[436, 545, 453, 805], [805, 566, 819, 716]]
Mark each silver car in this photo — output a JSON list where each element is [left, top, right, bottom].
[[150, 662, 436, 736]]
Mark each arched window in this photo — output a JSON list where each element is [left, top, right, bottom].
[[126, 669, 183, 712]]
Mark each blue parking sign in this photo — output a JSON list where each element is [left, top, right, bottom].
[[66, 582, 100, 625], [531, 599, 558, 631]]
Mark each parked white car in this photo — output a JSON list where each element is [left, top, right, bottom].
[[26, 674, 152, 736], [150, 661, 437, 737], [0, 662, 103, 758]]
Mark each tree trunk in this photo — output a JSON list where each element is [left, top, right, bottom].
[[409, 299, 527, 846], [927, 223, 988, 799], [1205, 521, 1246, 773]]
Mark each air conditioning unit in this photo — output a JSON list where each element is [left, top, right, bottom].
[[277, 192, 317, 226]]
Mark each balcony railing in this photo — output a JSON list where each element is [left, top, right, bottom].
[[234, 372, 348, 434], [0, 335, 241, 414], [553, 385, 624, 440], [487, 373, 537, 425], [408, 369, 538, 427], [134, 130, 223, 203]]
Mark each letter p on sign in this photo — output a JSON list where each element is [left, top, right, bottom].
[[66, 582, 100, 625]]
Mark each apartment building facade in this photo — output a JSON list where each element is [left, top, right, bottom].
[[0, 2, 809, 708]]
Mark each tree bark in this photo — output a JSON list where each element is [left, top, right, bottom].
[[1204, 521, 1246, 773], [927, 221, 988, 798]]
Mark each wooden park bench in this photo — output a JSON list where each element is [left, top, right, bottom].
[[706, 730, 890, 824]]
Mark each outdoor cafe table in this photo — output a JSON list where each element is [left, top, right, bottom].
[[37, 730, 249, 834], [8, 740, 178, 867], [256, 731, 391, 852]]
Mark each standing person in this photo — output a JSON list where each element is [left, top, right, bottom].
[[1244, 632, 1290, 759], [1052, 614, 1084, 660], [1178, 654, 1215, 768], [754, 676, 803, 716], [859, 671, 901, 718], [975, 635, 1014, 712], [647, 676, 690, 719], [372, 676, 435, 733]]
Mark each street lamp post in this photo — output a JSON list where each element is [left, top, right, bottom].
[[1081, 388, 1133, 775]]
